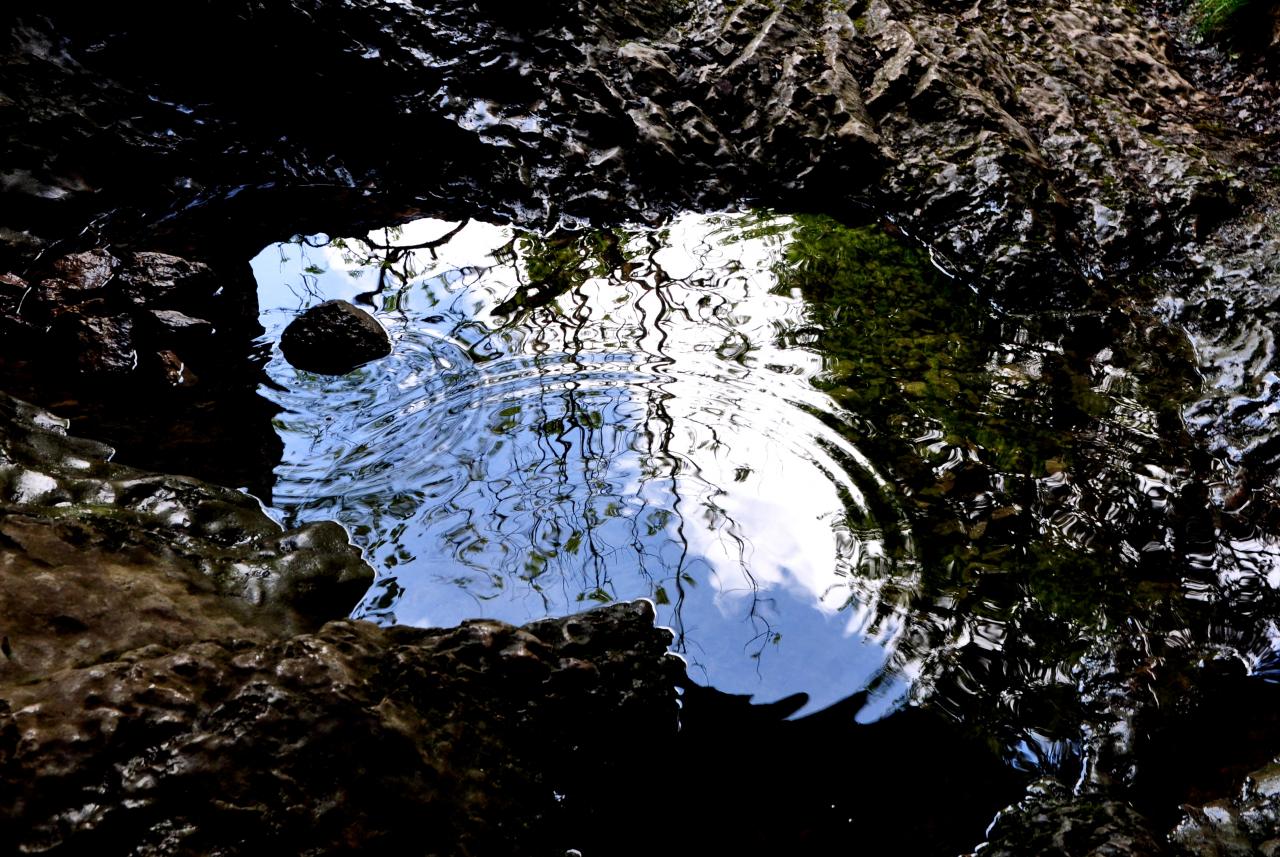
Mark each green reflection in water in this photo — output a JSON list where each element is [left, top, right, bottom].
[[255, 209, 1272, 769], [770, 213, 1224, 759]]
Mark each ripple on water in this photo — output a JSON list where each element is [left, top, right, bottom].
[[252, 213, 918, 715]]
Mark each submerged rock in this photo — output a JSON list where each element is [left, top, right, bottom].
[[279, 299, 392, 375]]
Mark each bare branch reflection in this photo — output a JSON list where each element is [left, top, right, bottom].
[[254, 213, 914, 713]]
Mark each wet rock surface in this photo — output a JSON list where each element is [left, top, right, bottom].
[[280, 299, 392, 375], [980, 779, 1170, 857], [0, 246, 283, 494], [0, 601, 682, 856], [0, 392, 373, 656], [1175, 756, 1280, 856], [0, 391, 694, 855], [0, 0, 1249, 297]]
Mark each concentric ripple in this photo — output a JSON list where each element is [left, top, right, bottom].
[[253, 213, 918, 714]]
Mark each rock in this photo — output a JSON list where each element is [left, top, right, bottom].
[[0, 246, 282, 491], [148, 307, 215, 338], [0, 390, 684, 857], [0, 509, 275, 684], [1175, 758, 1280, 856], [119, 251, 219, 313], [279, 300, 392, 375], [979, 779, 1170, 857], [66, 312, 137, 376], [0, 0, 1249, 300], [0, 392, 373, 639], [154, 348, 199, 386], [49, 248, 118, 292], [0, 272, 28, 327], [0, 602, 681, 856]]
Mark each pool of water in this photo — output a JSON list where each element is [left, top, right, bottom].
[[252, 209, 1280, 761], [253, 212, 924, 716]]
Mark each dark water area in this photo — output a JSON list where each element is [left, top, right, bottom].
[[251, 207, 1280, 822]]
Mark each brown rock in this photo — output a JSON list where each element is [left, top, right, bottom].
[[279, 300, 392, 375], [49, 248, 118, 292]]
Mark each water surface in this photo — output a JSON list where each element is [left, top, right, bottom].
[[253, 209, 1280, 762], [254, 212, 919, 715]]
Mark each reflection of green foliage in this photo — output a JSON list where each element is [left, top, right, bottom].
[[776, 215, 986, 420], [499, 231, 628, 317], [1189, 0, 1276, 46], [776, 213, 1197, 644]]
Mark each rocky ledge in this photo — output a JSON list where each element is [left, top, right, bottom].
[[0, 391, 682, 854]]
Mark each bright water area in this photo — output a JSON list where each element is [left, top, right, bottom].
[[252, 212, 917, 717]]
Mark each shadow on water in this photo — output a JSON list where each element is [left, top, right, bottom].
[[250, 208, 1280, 848]]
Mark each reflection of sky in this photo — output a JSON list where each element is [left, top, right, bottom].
[[251, 213, 916, 716]]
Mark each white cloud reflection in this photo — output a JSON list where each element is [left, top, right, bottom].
[[252, 211, 918, 716]]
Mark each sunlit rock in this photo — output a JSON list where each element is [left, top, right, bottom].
[[0, 391, 374, 663]]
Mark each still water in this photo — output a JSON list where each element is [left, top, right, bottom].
[[252, 210, 1280, 755]]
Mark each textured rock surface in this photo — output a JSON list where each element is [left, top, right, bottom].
[[280, 299, 392, 375], [0, 0, 1247, 298], [3, 1, 1280, 853], [0, 601, 682, 856], [979, 779, 1170, 857], [1175, 757, 1280, 856], [0, 392, 687, 854], [0, 246, 284, 493], [1, 248, 240, 382], [0, 392, 373, 662]]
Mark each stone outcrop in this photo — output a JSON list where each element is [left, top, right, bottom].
[[0, 0, 1250, 299], [979, 779, 1170, 857], [0, 392, 373, 659], [0, 244, 284, 493], [0, 601, 681, 856], [1175, 756, 1280, 856], [0, 390, 687, 854]]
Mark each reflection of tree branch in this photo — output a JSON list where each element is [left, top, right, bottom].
[[361, 219, 470, 255]]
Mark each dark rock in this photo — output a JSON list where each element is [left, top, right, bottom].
[[119, 251, 219, 313], [0, 246, 281, 493], [0, 603, 681, 856], [980, 779, 1170, 857], [279, 300, 392, 375], [0, 0, 1251, 300], [147, 308, 216, 344], [67, 312, 136, 376], [0, 272, 27, 323], [1175, 758, 1280, 856], [0, 392, 373, 640], [153, 348, 199, 386], [49, 248, 118, 292]]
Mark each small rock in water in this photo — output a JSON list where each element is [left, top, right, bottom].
[[279, 300, 391, 375]]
